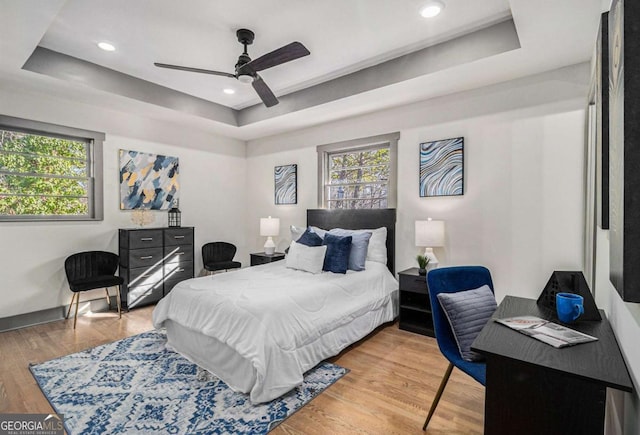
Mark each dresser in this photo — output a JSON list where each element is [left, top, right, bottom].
[[118, 227, 194, 309]]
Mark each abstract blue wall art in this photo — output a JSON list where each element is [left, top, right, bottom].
[[119, 149, 179, 210], [419, 137, 464, 197], [275, 164, 297, 205]]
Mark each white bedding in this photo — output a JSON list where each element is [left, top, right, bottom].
[[152, 260, 398, 403]]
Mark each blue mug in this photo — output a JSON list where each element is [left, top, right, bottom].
[[556, 292, 584, 323]]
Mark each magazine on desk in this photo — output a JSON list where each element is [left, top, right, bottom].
[[495, 316, 598, 348]]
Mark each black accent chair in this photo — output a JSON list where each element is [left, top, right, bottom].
[[202, 242, 241, 274], [64, 251, 123, 329]]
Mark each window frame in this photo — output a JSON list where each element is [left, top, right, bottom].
[[0, 114, 104, 222], [317, 132, 399, 209]]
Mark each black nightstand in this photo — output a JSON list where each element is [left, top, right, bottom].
[[398, 267, 434, 337], [250, 252, 285, 266]]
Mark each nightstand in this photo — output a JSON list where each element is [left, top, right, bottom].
[[398, 267, 434, 337], [250, 252, 285, 266]]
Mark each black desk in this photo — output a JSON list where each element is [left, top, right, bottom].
[[471, 296, 633, 435]]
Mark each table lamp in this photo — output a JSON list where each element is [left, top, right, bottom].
[[260, 216, 280, 255], [415, 218, 445, 268]]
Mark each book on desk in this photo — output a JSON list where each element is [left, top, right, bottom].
[[496, 315, 598, 348]]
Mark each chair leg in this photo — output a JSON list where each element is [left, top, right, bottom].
[[115, 285, 122, 319], [105, 288, 111, 308], [73, 292, 80, 329], [65, 293, 77, 319], [423, 362, 454, 431]]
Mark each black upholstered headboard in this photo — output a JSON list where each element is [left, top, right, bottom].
[[307, 208, 396, 274]]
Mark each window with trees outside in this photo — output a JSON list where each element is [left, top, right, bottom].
[[0, 115, 104, 221], [317, 132, 398, 209]]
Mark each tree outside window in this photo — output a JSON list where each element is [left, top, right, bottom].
[[0, 116, 104, 221], [327, 147, 390, 209]]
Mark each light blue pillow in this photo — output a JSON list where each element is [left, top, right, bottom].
[[437, 285, 497, 362], [328, 228, 372, 271], [322, 233, 352, 274], [309, 226, 327, 239]]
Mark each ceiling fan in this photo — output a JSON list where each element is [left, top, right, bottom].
[[154, 29, 310, 108]]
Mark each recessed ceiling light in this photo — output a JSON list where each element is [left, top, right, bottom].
[[223, 88, 236, 95], [97, 41, 116, 52], [420, 1, 445, 18]]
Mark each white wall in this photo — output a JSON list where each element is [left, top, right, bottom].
[[246, 65, 587, 302], [0, 88, 247, 318]]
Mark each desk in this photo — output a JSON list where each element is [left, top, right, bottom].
[[471, 296, 633, 435]]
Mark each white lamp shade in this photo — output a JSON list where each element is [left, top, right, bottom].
[[260, 216, 280, 237], [415, 219, 445, 247]]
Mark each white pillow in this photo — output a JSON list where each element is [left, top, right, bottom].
[[285, 241, 327, 274], [364, 227, 387, 265]]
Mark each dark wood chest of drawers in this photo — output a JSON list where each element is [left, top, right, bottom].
[[118, 227, 194, 309]]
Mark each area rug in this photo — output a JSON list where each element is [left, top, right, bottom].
[[29, 330, 348, 434]]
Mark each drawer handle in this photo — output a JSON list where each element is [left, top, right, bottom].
[[140, 237, 154, 241], [176, 268, 185, 272], [140, 256, 153, 260], [174, 235, 185, 239], [177, 252, 185, 256]]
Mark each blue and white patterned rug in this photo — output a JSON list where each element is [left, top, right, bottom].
[[29, 330, 348, 434]]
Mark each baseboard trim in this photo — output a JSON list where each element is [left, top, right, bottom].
[[0, 297, 118, 332]]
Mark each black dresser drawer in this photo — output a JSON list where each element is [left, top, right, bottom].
[[129, 264, 164, 285], [163, 262, 194, 295], [123, 229, 163, 249], [127, 284, 163, 309], [164, 262, 193, 279], [164, 228, 194, 246], [399, 273, 428, 294], [164, 244, 194, 263], [122, 247, 164, 269]]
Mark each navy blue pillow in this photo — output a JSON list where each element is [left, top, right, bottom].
[[322, 233, 352, 274], [296, 228, 323, 247]]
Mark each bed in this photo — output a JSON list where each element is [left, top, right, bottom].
[[152, 209, 398, 403]]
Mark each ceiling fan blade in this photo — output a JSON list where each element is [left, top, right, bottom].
[[252, 75, 279, 107], [154, 62, 236, 78], [240, 42, 310, 73]]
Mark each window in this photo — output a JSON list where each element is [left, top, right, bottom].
[[317, 132, 398, 209], [0, 115, 104, 221]]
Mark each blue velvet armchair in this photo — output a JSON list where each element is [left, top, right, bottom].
[[423, 266, 494, 431]]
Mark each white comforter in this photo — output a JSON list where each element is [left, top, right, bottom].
[[152, 260, 398, 402]]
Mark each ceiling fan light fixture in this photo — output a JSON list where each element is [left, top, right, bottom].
[[97, 41, 116, 52], [420, 1, 445, 18], [154, 28, 309, 107], [237, 73, 254, 84]]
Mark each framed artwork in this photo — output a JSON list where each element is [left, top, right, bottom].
[[608, 0, 640, 302], [275, 164, 297, 205], [596, 12, 610, 230], [419, 137, 464, 197], [119, 149, 179, 210]]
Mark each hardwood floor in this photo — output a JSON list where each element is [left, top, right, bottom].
[[0, 306, 484, 434]]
